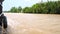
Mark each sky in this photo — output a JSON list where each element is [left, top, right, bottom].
[[3, 0, 58, 11]]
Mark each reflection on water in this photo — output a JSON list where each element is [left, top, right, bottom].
[[4, 13, 60, 34]]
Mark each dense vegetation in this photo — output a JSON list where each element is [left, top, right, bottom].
[[6, 1, 60, 14]]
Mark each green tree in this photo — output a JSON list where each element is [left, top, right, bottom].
[[17, 6, 22, 13], [9, 1, 60, 14], [23, 7, 29, 13], [10, 7, 18, 13]]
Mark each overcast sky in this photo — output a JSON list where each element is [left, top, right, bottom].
[[3, 0, 58, 11]]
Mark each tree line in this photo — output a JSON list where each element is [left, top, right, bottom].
[[7, 1, 60, 14]]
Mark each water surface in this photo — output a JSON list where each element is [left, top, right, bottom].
[[4, 13, 60, 34]]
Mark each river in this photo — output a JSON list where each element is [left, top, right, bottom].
[[4, 13, 60, 34]]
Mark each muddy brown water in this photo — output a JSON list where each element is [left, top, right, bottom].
[[4, 13, 60, 34]]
